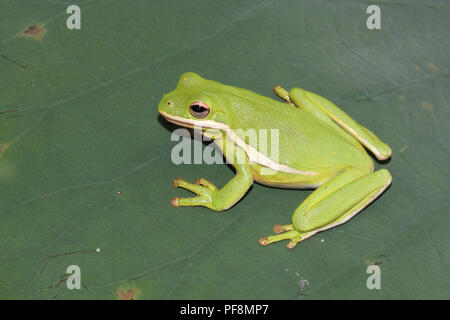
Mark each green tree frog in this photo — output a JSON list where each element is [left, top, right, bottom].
[[158, 72, 392, 249]]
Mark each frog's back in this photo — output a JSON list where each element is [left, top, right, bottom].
[[224, 90, 374, 176]]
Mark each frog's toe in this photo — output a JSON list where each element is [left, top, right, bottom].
[[259, 237, 269, 246], [170, 197, 180, 207], [194, 178, 219, 191], [286, 242, 296, 250], [273, 85, 290, 102], [170, 177, 216, 208], [286, 235, 303, 250], [173, 178, 212, 197], [259, 229, 302, 249], [273, 224, 294, 233], [173, 177, 183, 187]]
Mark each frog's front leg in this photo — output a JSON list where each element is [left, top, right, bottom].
[[259, 168, 392, 249], [171, 137, 253, 211]]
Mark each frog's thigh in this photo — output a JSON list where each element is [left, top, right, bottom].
[[289, 87, 391, 160], [292, 169, 392, 233]]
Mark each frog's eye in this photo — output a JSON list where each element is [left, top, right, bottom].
[[189, 102, 210, 119]]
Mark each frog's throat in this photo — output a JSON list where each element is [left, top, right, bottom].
[[159, 111, 317, 176]]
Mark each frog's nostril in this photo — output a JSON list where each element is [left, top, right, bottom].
[[167, 101, 173, 106]]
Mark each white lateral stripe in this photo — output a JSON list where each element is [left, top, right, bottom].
[[159, 111, 317, 175], [331, 116, 390, 160]]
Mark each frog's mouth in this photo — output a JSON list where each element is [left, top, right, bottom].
[[159, 110, 316, 175], [159, 110, 215, 130]]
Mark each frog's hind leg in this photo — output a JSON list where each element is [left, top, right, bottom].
[[259, 168, 392, 249], [289, 87, 392, 160], [273, 85, 291, 102], [273, 85, 297, 107], [274, 85, 392, 161]]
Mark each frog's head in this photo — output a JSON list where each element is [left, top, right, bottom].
[[158, 72, 231, 130]]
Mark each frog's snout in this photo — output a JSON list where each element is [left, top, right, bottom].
[[157, 96, 175, 114]]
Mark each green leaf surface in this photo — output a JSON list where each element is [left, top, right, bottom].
[[0, 0, 448, 299]]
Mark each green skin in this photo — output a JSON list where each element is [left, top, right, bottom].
[[158, 72, 392, 249]]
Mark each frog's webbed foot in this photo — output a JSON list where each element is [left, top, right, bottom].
[[259, 224, 311, 250], [171, 177, 218, 209]]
